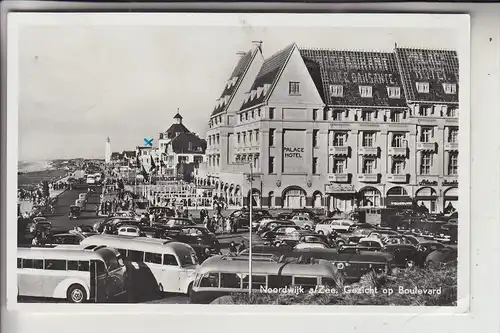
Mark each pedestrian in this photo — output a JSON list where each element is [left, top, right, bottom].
[[229, 241, 237, 255], [232, 217, 238, 233], [225, 217, 231, 234]]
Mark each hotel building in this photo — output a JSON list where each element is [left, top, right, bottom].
[[196, 43, 459, 213]]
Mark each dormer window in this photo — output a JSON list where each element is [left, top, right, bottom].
[[419, 105, 433, 117], [387, 87, 401, 99], [289, 82, 300, 95], [359, 86, 372, 98], [443, 83, 457, 94], [362, 110, 374, 121], [447, 107, 458, 117], [263, 84, 271, 96], [329, 85, 343, 97], [416, 82, 430, 93], [188, 142, 193, 151], [251, 90, 257, 100], [257, 86, 264, 97]]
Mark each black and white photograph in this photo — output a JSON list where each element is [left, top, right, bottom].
[[7, 13, 469, 308]]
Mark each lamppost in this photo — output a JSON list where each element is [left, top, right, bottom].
[[245, 162, 254, 296]]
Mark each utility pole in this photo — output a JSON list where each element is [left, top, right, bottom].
[[247, 162, 254, 296]]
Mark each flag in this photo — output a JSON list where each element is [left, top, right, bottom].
[[150, 155, 157, 172], [141, 164, 149, 181]]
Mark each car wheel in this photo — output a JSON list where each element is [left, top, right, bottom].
[[304, 225, 310, 230], [67, 284, 86, 303], [336, 240, 346, 247], [317, 230, 324, 235]]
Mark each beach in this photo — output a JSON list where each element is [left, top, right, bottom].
[[18, 160, 69, 187]]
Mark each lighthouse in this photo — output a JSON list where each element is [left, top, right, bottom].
[[105, 137, 111, 164]]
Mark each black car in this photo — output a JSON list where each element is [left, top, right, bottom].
[[228, 209, 271, 229], [291, 209, 320, 223], [347, 222, 376, 233], [276, 212, 294, 220], [425, 247, 457, 268], [345, 228, 373, 244], [383, 243, 418, 268], [49, 233, 85, 245], [164, 226, 220, 253], [415, 241, 445, 267]]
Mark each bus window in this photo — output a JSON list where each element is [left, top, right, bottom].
[[117, 249, 127, 257], [267, 275, 293, 288], [17, 258, 22, 268], [200, 273, 219, 287], [242, 275, 266, 289], [78, 261, 90, 271], [163, 254, 178, 266], [33, 259, 44, 269], [45, 259, 67, 271], [293, 276, 318, 289], [321, 277, 337, 287], [129, 250, 144, 262], [145, 252, 162, 265], [105, 255, 122, 271], [91, 260, 107, 275], [220, 273, 241, 289]]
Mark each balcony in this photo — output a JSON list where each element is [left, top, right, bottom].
[[328, 146, 349, 156], [386, 174, 408, 183], [358, 173, 380, 183], [328, 173, 350, 183], [417, 142, 436, 151], [358, 146, 379, 156], [388, 147, 407, 157], [444, 142, 459, 151]]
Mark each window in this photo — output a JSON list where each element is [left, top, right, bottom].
[[22, 259, 34, 269], [392, 133, 404, 148], [237, 133, 240, 144], [359, 86, 373, 98], [242, 132, 246, 144], [322, 277, 338, 287], [312, 157, 318, 174], [200, 273, 220, 288], [443, 83, 457, 94], [419, 105, 432, 116], [420, 127, 433, 143], [333, 132, 346, 146], [45, 259, 67, 271], [17, 258, 22, 268], [329, 84, 344, 97], [268, 275, 293, 288], [294, 276, 318, 289], [313, 109, 318, 120], [257, 109, 261, 117], [248, 131, 253, 143], [363, 158, 375, 174], [391, 159, 405, 174], [420, 152, 433, 175], [391, 111, 403, 122], [387, 87, 401, 99], [220, 273, 242, 289], [416, 82, 430, 93], [332, 110, 344, 121], [362, 111, 374, 121], [269, 108, 275, 119], [448, 128, 458, 143], [269, 129, 275, 146], [245, 112, 248, 121], [216, 134, 220, 145], [333, 159, 346, 174], [362, 132, 375, 147], [163, 254, 178, 266], [255, 130, 259, 143], [242, 275, 267, 289], [447, 107, 458, 117], [289, 82, 300, 95], [128, 250, 144, 262], [145, 252, 163, 264], [313, 130, 319, 147], [448, 152, 458, 175], [208, 137, 212, 146], [251, 110, 255, 119], [188, 142, 193, 151], [269, 157, 275, 174], [239, 114, 243, 122]]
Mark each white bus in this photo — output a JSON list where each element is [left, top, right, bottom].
[[80, 235, 198, 295], [17, 245, 127, 303], [86, 175, 96, 185]]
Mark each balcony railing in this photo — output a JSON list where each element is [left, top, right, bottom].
[[388, 147, 407, 157], [444, 142, 459, 151], [358, 173, 380, 183], [386, 174, 408, 183], [417, 142, 436, 151], [328, 173, 350, 183], [328, 146, 349, 156], [358, 146, 378, 156]]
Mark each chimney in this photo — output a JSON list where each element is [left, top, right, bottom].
[[236, 51, 246, 59], [252, 40, 263, 52]]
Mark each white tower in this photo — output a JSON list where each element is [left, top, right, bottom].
[[105, 137, 111, 164]]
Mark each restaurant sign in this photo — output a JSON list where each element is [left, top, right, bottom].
[[385, 196, 413, 208], [325, 184, 356, 194], [418, 180, 438, 186], [442, 180, 458, 186]]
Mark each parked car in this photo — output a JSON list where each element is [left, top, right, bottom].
[[111, 210, 141, 221], [383, 243, 419, 268], [164, 225, 219, 252], [259, 225, 302, 242], [117, 225, 141, 237], [425, 247, 458, 268], [293, 242, 327, 250], [291, 209, 320, 222], [275, 212, 294, 220], [257, 220, 296, 235], [290, 215, 315, 230], [28, 218, 52, 234], [69, 205, 81, 219], [366, 230, 400, 242], [346, 228, 373, 244], [49, 233, 85, 245], [347, 222, 377, 233], [356, 238, 384, 252], [157, 217, 197, 229], [69, 224, 98, 237], [315, 219, 354, 235], [415, 241, 445, 267], [228, 209, 271, 229]]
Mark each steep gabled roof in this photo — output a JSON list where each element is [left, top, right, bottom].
[[170, 133, 207, 154], [211, 48, 257, 116], [395, 48, 459, 103], [299, 49, 406, 107], [240, 44, 295, 110], [165, 123, 190, 140]]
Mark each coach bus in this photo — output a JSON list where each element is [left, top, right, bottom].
[[190, 255, 341, 304], [17, 245, 127, 303], [80, 235, 198, 295]]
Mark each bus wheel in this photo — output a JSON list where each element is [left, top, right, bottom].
[[67, 284, 86, 303]]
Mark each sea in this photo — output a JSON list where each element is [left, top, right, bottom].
[[18, 160, 53, 173]]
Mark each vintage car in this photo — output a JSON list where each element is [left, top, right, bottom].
[[69, 205, 81, 219]]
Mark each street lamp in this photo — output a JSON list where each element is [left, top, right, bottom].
[[246, 162, 254, 296]]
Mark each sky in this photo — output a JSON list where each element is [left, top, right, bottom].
[[17, 21, 459, 161]]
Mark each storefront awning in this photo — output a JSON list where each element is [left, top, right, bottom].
[[325, 184, 356, 194], [386, 196, 413, 208]]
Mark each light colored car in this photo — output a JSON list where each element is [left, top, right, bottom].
[[29, 218, 52, 234], [117, 225, 141, 237], [290, 215, 315, 230], [293, 242, 327, 250], [113, 210, 141, 221], [315, 219, 354, 235]]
